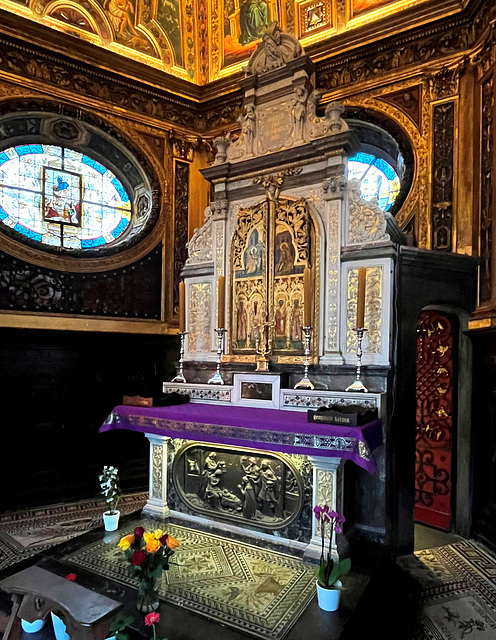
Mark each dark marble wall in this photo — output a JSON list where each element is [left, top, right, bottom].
[[471, 330, 496, 554], [0, 328, 178, 511]]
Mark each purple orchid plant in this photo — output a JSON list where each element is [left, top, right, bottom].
[[314, 505, 351, 589]]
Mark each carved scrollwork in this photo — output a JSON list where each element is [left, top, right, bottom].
[[246, 23, 303, 76], [186, 206, 214, 265], [232, 202, 268, 271], [347, 179, 388, 245], [275, 199, 310, 264], [253, 168, 302, 201], [427, 63, 464, 101], [322, 176, 347, 198]]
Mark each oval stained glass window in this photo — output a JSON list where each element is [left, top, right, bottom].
[[0, 145, 132, 250], [348, 152, 401, 212]]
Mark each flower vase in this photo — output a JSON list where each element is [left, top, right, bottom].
[[316, 580, 342, 612], [103, 510, 120, 532], [137, 577, 160, 613]]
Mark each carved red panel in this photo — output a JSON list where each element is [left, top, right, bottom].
[[415, 310, 453, 530]]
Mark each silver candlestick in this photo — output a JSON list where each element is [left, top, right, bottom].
[[171, 331, 188, 383], [208, 328, 227, 385], [294, 326, 314, 390], [346, 327, 368, 392]]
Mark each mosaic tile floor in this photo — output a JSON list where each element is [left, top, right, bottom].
[[64, 519, 316, 640]]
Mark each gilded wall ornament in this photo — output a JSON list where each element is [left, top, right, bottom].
[[187, 282, 213, 353], [346, 266, 382, 355]]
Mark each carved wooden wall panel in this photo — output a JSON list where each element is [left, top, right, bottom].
[[479, 73, 494, 306], [0, 245, 162, 318], [431, 101, 455, 251], [415, 310, 454, 531]]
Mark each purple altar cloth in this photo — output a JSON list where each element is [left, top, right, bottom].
[[100, 403, 382, 472]]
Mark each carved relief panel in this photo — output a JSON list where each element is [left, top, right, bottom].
[[230, 197, 316, 358], [173, 443, 304, 530]]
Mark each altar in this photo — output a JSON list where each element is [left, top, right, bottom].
[[104, 25, 477, 561], [101, 402, 382, 559]]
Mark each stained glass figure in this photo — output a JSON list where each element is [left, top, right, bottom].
[[0, 145, 131, 249], [348, 152, 401, 211]]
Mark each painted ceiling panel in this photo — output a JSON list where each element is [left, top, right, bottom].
[[0, 0, 448, 84]]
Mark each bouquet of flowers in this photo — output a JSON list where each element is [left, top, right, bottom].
[[118, 527, 179, 612], [313, 505, 350, 589]]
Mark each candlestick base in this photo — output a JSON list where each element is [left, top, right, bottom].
[[207, 328, 227, 385], [171, 331, 188, 384], [294, 376, 315, 390], [207, 371, 224, 385], [345, 379, 368, 393], [345, 327, 368, 393], [171, 373, 187, 383], [294, 326, 314, 390], [256, 356, 270, 372]]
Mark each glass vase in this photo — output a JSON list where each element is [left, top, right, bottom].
[[136, 577, 160, 613]]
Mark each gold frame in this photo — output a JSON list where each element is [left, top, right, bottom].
[[228, 195, 320, 365]]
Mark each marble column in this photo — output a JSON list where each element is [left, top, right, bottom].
[[304, 456, 341, 561], [142, 434, 170, 519]]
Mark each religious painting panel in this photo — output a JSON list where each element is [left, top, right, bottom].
[[346, 0, 432, 25], [273, 199, 312, 354], [351, 0, 396, 17], [0, 0, 189, 78], [231, 201, 268, 352], [230, 197, 315, 359], [220, 0, 281, 71], [97, 0, 158, 57], [415, 310, 454, 531], [173, 443, 304, 530], [155, 0, 184, 66]]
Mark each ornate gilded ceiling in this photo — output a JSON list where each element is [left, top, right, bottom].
[[0, 0, 464, 84]]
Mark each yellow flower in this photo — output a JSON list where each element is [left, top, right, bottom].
[[118, 534, 134, 551], [143, 532, 155, 545], [165, 534, 180, 549], [153, 529, 164, 540], [145, 538, 161, 553]]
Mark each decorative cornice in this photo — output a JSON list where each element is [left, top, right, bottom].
[[315, 0, 494, 94], [0, 0, 493, 134]]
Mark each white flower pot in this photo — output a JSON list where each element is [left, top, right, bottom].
[[21, 618, 45, 633], [103, 510, 120, 532], [316, 579, 342, 612], [51, 612, 70, 640]]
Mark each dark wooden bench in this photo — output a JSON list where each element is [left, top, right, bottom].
[[0, 565, 122, 640]]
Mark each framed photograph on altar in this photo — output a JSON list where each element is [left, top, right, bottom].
[[232, 373, 281, 409]]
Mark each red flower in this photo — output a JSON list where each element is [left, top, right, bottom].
[[65, 573, 77, 581], [159, 534, 168, 545], [134, 526, 145, 540], [131, 550, 147, 566], [145, 612, 160, 626]]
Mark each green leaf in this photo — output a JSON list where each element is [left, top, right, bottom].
[[152, 565, 163, 579], [328, 558, 351, 586]]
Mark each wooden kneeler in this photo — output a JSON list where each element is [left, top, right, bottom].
[[0, 565, 122, 640]]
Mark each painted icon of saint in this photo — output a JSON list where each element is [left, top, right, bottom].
[[239, 0, 270, 46], [237, 300, 248, 344], [275, 241, 294, 275], [274, 299, 286, 337], [290, 298, 302, 343]]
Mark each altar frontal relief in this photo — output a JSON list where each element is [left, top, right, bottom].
[[231, 197, 315, 357], [173, 444, 304, 530]]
